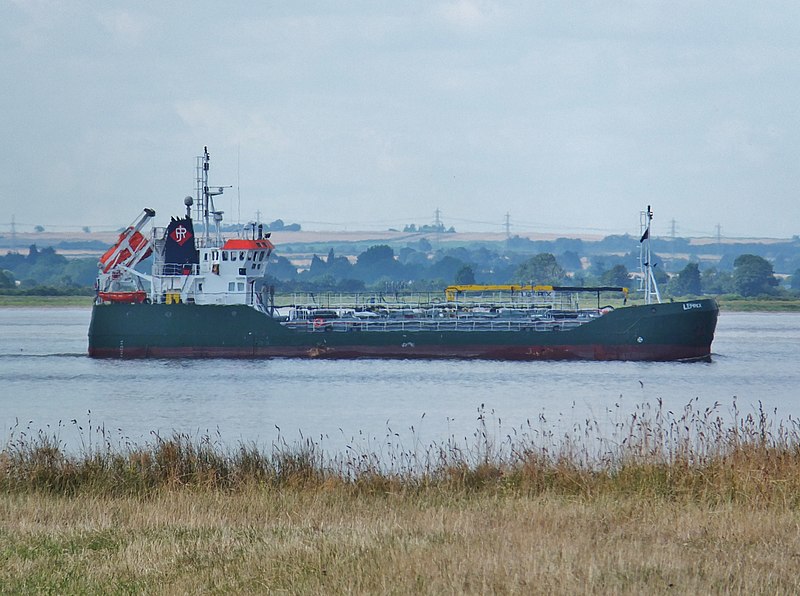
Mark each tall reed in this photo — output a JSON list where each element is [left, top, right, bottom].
[[2, 399, 800, 505]]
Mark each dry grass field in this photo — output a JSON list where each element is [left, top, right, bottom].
[[3, 489, 800, 594], [3, 401, 800, 593]]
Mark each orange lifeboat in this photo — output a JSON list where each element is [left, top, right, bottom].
[[98, 290, 148, 304]]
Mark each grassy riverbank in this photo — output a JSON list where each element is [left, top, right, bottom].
[[715, 296, 800, 312], [0, 295, 92, 307], [3, 402, 800, 593]]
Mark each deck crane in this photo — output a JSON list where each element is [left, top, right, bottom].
[[96, 208, 156, 303]]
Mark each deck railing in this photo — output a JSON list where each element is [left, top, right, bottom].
[[281, 316, 592, 334]]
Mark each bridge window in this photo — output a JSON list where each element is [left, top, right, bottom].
[[222, 251, 229, 261]]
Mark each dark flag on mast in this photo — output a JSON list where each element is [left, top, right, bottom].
[[640, 204, 652, 242]]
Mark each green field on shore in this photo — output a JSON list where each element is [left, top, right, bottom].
[[715, 296, 800, 311], [0, 295, 93, 307]]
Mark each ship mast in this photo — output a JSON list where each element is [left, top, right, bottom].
[[639, 205, 661, 304], [195, 146, 229, 247]]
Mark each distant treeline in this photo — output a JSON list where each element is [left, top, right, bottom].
[[191, 218, 302, 234], [2, 235, 800, 298], [264, 244, 799, 298], [0, 245, 97, 290]]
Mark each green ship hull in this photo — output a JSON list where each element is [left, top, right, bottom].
[[88, 298, 719, 361]]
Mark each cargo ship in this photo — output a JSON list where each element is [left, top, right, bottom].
[[88, 148, 718, 361]]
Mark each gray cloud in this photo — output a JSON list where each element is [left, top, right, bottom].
[[2, 1, 799, 237]]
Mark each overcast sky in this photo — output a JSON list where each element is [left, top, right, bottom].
[[3, 1, 799, 238]]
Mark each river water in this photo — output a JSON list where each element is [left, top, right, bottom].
[[1, 307, 798, 453]]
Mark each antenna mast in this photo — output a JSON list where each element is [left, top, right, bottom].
[[639, 205, 661, 304], [237, 144, 241, 226], [195, 148, 209, 244], [195, 146, 229, 247]]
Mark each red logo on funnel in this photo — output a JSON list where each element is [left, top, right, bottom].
[[170, 225, 192, 246]]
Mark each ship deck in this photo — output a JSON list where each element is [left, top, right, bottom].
[[274, 288, 618, 334]]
